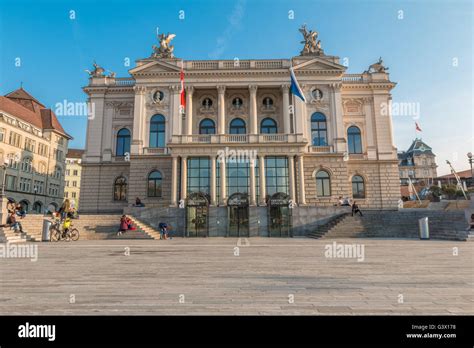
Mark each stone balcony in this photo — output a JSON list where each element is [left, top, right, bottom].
[[169, 133, 307, 145]]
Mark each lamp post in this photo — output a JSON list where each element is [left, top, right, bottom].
[[33, 187, 38, 213], [468, 152, 473, 187]]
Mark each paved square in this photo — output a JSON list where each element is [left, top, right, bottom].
[[0, 238, 473, 315]]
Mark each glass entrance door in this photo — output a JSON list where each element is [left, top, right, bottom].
[[268, 192, 292, 237], [186, 206, 209, 237], [228, 206, 249, 237]]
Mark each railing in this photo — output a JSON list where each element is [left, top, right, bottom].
[[187, 59, 289, 70], [342, 74, 364, 82], [143, 147, 168, 155], [261, 134, 288, 142], [224, 134, 248, 143], [171, 133, 306, 145], [114, 78, 135, 86], [310, 146, 333, 153]]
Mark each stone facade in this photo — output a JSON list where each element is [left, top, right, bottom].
[[398, 139, 438, 185], [0, 88, 71, 215], [64, 149, 84, 209], [80, 29, 400, 232]]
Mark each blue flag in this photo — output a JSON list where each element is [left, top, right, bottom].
[[290, 67, 306, 103]]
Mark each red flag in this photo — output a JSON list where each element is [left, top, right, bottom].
[[180, 62, 185, 113], [415, 122, 422, 132]]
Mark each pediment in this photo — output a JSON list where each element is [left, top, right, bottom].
[[292, 57, 346, 72], [129, 59, 181, 75]]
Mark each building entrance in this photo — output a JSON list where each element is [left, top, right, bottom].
[[268, 192, 292, 237], [185, 192, 209, 237], [227, 193, 249, 237]]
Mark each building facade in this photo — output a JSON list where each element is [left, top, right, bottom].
[[0, 88, 71, 213], [64, 149, 84, 209], [80, 27, 400, 236], [398, 139, 437, 185]]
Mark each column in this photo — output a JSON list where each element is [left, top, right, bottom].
[[185, 86, 194, 135], [170, 156, 178, 206], [294, 97, 305, 135], [297, 155, 306, 205], [217, 86, 226, 134], [288, 155, 296, 203], [363, 97, 377, 160], [219, 157, 226, 205], [131, 86, 145, 155], [249, 158, 256, 206], [249, 85, 258, 134], [102, 103, 114, 161], [258, 156, 266, 205], [180, 156, 187, 200], [169, 85, 181, 141], [210, 156, 217, 206], [281, 84, 291, 134], [332, 83, 345, 153]]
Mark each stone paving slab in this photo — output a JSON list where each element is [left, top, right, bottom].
[[0, 238, 472, 315]]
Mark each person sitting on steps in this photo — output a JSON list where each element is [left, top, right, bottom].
[[351, 201, 363, 217]]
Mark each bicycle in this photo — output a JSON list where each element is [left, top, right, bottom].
[[50, 221, 80, 242]]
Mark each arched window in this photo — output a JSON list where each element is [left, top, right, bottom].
[[199, 119, 216, 134], [260, 118, 278, 134], [347, 126, 362, 154], [311, 112, 327, 146], [114, 176, 127, 201], [316, 170, 331, 197], [147, 171, 162, 197], [116, 128, 131, 156], [229, 118, 246, 134], [352, 175, 365, 198], [149, 114, 166, 148]]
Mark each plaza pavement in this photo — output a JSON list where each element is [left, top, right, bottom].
[[0, 238, 472, 315]]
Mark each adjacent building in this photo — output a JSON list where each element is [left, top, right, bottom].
[[80, 26, 401, 236], [64, 148, 84, 209], [398, 138, 437, 185], [0, 88, 71, 213]]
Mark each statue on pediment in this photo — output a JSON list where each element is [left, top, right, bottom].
[[85, 62, 106, 77], [367, 57, 389, 73], [152, 32, 176, 59], [299, 24, 324, 56]]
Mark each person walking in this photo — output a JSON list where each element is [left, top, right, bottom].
[[158, 222, 168, 240], [117, 215, 128, 236], [351, 201, 363, 217]]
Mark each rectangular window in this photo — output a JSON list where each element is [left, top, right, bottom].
[[5, 175, 16, 190], [227, 161, 249, 197], [73, 170, 78, 176], [9, 131, 21, 147], [72, 181, 77, 187], [265, 156, 289, 197], [72, 192, 76, 198], [0, 128, 5, 142], [187, 157, 211, 195], [24, 138, 35, 152]]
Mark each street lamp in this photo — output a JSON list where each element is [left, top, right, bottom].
[[33, 187, 38, 213], [468, 152, 473, 187], [1, 158, 9, 196]]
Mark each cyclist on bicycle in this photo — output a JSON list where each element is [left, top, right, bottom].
[[62, 214, 72, 238]]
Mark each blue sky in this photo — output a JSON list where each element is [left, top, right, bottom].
[[0, 0, 472, 175]]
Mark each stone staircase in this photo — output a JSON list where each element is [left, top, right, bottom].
[[128, 216, 161, 239], [306, 213, 349, 239], [0, 227, 30, 243], [306, 210, 470, 241], [2, 214, 156, 241]]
